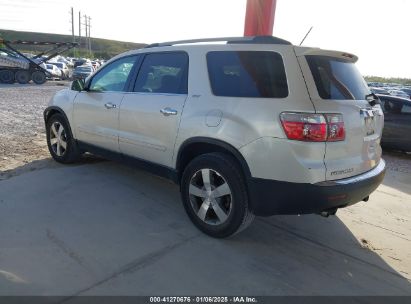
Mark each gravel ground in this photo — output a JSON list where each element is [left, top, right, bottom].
[[0, 82, 69, 172]]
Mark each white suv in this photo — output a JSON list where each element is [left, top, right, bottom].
[[44, 36, 386, 238]]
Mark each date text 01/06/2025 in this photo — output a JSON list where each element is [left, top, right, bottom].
[[149, 296, 258, 303]]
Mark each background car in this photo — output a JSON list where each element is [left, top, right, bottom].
[[399, 87, 411, 98], [50, 62, 70, 80], [72, 65, 93, 80], [91, 60, 100, 70], [45, 64, 62, 80], [370, 87, 390, 95], [73, 58, 91, 68], [388, 89, 410, 99], [377, 94, 411, 152]]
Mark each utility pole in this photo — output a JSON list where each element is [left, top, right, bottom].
[[78, 11, 81, 48], [83, 14, 88, 57], [69, 7, 76, 57], [88, 16, 92, 56], [70, 7, 75, 43]]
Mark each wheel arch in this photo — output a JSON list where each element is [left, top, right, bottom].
[[44, 106, 75, 138], [44, 106, 67, 123], [176, 137, 252, 183]]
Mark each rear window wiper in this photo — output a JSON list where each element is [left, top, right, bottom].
[[366, 93, 381, 106]]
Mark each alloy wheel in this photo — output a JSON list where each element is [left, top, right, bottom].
[[188, 168, 233, 225], [49, 121, 68, 157]]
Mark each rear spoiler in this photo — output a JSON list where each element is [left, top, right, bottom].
[[294, 47, 358, 63]]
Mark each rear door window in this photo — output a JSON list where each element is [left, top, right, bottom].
[[207, 51, 288, 98], [133, 52, 188, 94], [306, 55, 370, 100]]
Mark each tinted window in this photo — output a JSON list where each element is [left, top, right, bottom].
[[380, 98, 411, 114], [134, 52, 188, 94], [403, 104, 411, 114], [207, 51, 288, 98], [307, 55, 370, 100], [89, 56, 137, 92]]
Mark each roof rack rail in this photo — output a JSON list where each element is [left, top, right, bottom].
[[145, 36, 292, 48]]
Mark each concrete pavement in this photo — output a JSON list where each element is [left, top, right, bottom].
[[0, 157, 410, 296]]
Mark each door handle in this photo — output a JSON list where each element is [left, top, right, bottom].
[[160, 107, 178, 116], [104, 103, 117, 109]]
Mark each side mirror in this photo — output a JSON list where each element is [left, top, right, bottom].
[[71, 79, 85, 92]]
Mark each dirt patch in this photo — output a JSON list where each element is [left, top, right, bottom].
[[0, 82, 68, 172]]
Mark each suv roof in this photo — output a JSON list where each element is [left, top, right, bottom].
[[145, 35, 292, 48]]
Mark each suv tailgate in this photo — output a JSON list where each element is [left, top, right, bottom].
[[295, 47, 384, 181]]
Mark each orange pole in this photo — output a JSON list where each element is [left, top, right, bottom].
[[244, 0, 277, 36]]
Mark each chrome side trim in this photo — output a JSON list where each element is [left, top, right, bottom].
[[316, 159, 386, 186], [122, 92, 187, 96]]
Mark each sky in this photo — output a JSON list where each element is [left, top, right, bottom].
[[0, 0, 409, 78]]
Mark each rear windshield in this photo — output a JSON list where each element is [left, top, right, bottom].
[[207, 51, 288, 98], [306, 55, 370, 100]]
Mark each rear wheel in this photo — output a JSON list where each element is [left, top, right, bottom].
[[15, 70, 31, 84], [0, 70, 15, 84], [32, 71, 46, 85], [181, 153, 254, 238]]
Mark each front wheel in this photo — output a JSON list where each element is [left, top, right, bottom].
[[0, 70, 15, 84], [46, 113, 81, 163], [181, 153, 254, 238]]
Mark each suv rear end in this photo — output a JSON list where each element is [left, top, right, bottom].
[[236, 45, 385, 216]]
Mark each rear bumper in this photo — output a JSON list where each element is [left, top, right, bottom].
[[248, 159, 386, 216]]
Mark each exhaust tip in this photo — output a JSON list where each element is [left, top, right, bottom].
[[319, 208, 338, 217], [362, 196, 370, 202]]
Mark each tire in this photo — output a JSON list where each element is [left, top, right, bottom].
[[32, 71, 46, 85], [181, 152, 254, 238], [0, 70, 15, 84], [15, 70, 31, 84], [46, 113, 81, 164]]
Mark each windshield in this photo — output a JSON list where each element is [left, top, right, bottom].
[[306, 55, 370, 100]]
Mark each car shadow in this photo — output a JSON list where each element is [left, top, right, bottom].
[[0, 158, 410, 295], [0, 154, 106, 181]]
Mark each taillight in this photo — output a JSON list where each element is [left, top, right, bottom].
[[325, 114, 345, 141], [280, 113, 327, 142], [280, 112, 345, 142]]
